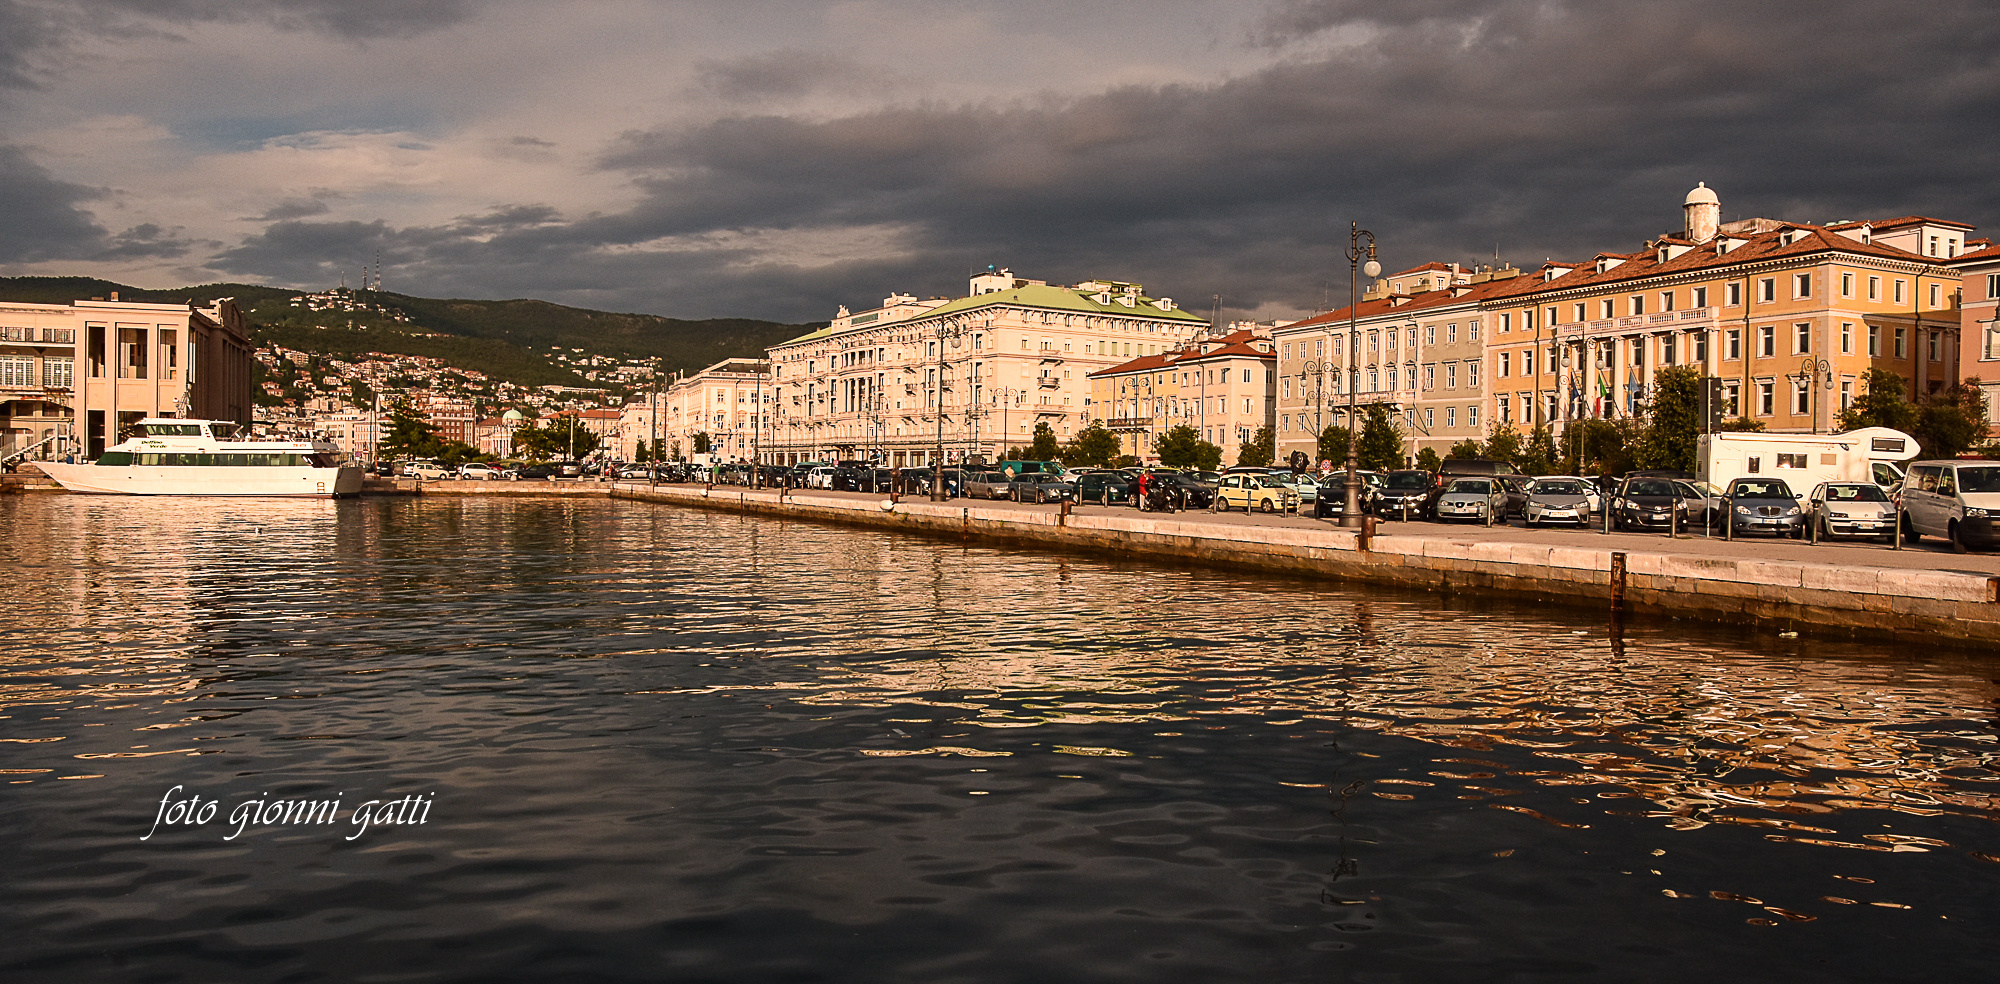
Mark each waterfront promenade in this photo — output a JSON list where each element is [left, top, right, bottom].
[[607, 481, 2000, 647]]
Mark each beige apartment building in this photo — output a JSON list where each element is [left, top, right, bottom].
[[654, 358, 773, 461], [1478, 186, 1969, 436], [1086, 325, 1278, 465], [1274, 263, 1513, 464], [1950, 239, 2000, 435], [763, 269, 1208, 466], [0, 294, 252, 462]]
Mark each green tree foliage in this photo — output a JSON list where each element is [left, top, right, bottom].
[[379, 397, 442, 458], [436, 441, 482, 466], [1060, 422, 1124, 468], [1635, 365, 1702, 473], [1836, 369, 1920, 433], [1915, 379, 1990, 460], [1028, 421, 1062, 460], [1237, 426, 1275, 467], [1519, 425, 1559, 476], [1482, 425, 1522, 466], [1717, 416, 1766, 433], [1318, 425, 1352, 464], [1414, 447, 1442, 472], [512, 418, 602, 460], [1562, 418, 1639, 477], [1357, 406, 1403, 471], [692, 432, 712, 455], [1446, 439, 1483, 459], [1155, 424, 1205, 467], [348, 380, 375, 410]]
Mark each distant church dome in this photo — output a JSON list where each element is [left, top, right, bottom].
[[1684, 181, 1719, 206], [501, 409, 526, 421]]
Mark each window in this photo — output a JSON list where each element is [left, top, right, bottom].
[[1425, 408, 1435, 429], [1694, 331, 1708, 363], [1661, 291, 1675, 313], [1759, 325, 1775, 358], [1722, 380, 1740, 415], [1631, 295, 1646, 316], [1840, 379, 1853, 408], [1601, 298, 1615, 319], [1929, 331, 1941, 363], [1281, 414, 1290, 432], [1894, 280, 1906, 304], [1757, 380, 1775, 415], [1726, 329, 1741, 360], [1498, 395, 1511, 423], [1759, 278, 1776, 303], [1841, 272, 1854, 298], [1468, 405, 1479, 427], [1498, 352, 1511, 378], [1546, 347, 1559, 374], [1446, 323, 1458, 344], [42, 355, 73, 389], [1469, 321, 1480, 341], [1989, 327, 2000, 361], [1795, 323, 1811, 354], [1423, 364, 1435, 390], [1795, 273, 1811, 298], [1868, 276, 1880, 300], [1663, 335, 1677, 365], [0, 356, 31, 388], [1281, 377, 1292, 399], [1446, 363, 1458, 389], [1930, 283, 1941, 308], [1406, 327, 1417, 348], [1727, 281, 1742, 307], [1500, 313, 1511, 333], [1894, 328, 1907, 360], [1868, 324, 1880, 356], [1693, 286, 1708, 308], [1546, 306, 1559, 327], [1387, 330, 1397, 351], [1525, 348, 1537, 374], [1466, 361, 1479, 387], [1989, 274, 2000, 300], [1425, 325, 1437, 345], [1840, 323, 1853, 354], [1446, 406, 1457, 428], [1793, 379, 1809, 415]]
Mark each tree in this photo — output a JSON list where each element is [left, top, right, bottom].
[[1414, 447, 1442, 471], [1519, 425, 1559, 476], [1635, 365, 1702, 473], [1836, 369, 1919, 433], [1318, 425, 1352, 465], [1717, 416, 1766, 433], [670, 440, 683, 462], [1060, 422, 1122, 467], [1357, 406, 1403, 471], [1446, 439, 1483, 459], [512, 418, 601, 460], [1237, 426, 1274, 467], [692, 432, 712, 455], [1915, 378, 1989, 460], [1482, 425, 1522, 466], [379, 397, 441, 459], [1028, 421, 1061, 460], [348, 380, 375, 410], [1155, 424, 1210, 468], [1563, 418, 1638, 477], [634, 439, 654, 464]]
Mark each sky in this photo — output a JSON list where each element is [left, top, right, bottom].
[[2, 0, 1996, 324]]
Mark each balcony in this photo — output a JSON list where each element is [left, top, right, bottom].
[[1036, 376, 1060, 389], [0, 327, 75, 345], [1104, 416, 1153, 430]]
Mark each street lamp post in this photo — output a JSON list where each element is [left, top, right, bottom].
[[1794, 357, 1833, 433], [1340, 222, 1381, 528], [1301, 359, 1335, 462], [931, 317, 968, 500]]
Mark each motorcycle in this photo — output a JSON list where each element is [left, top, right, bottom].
[[1137, 480, 1179, 513]]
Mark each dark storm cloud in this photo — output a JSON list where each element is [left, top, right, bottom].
[[691, 50, 895, 102], [215, 0, 2000, 322], [93, 222, 205, 260], [77, 0, 476, 39], [251, 198, 331, 221], [0, 143, 108, 261]]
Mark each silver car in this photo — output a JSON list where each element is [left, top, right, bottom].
[[1520, 476, 1594, 527], [1434, 477, 1505, 524], [1808, 481, 1896, 541]]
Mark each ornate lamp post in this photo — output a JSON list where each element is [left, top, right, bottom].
[[1340, 222, 1381, 528], [931, 317, 967, 500], [1301, 359, 1336, 461], [1793, 357, 1833, 433]]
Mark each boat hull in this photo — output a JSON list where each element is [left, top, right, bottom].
[[38, 462, 365, 497]]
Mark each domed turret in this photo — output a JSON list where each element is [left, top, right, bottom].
[[501, 409, 526, 422], [1683, 181, 1720, 243]]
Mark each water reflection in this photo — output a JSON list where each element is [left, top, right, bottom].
[[1, 495, 1997, 982]]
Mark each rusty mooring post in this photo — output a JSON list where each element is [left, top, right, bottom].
[[1357, 514, 1375, 551], [1610, 551, 1627, 613]]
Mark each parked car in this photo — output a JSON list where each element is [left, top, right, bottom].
[[960, 470, 1010, 499], [1264, 469, 1319, 504], [1213, 472, 1297, 513], [804, 466, 836, 489], [403, 460, 450, 480], [1073, 471, 1133, 505], [1145, 472, 1216, 510], [1807, 481, 1897, 542], [1519, 476, 1595, 527], [512, 462, 556, 480], [552, 460, 585, 478], [1612, 476, 1703, 532], [457, 462, 503, 480], [1371, 470, 1434, 518], [1720, 477, 1804, 538], [1497, 474, 1533, 517], [1433, 477, 1506, 523], [1899, 459, 2000, 551], [1009, 473, 1076, 503]]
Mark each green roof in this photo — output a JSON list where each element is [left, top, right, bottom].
[[917, 284, 1208, 323]]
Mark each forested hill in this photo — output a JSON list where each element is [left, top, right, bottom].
[[0, 276, 820, 386]]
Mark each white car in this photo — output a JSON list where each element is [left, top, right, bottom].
[[458, 462, 503, 480], [403, 460, 450, 480], [1434, 477, 1506, 523]]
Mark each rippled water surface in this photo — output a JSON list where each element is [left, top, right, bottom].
[[3, 495, 1998, 983]]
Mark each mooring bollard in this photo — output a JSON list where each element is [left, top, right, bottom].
[[1358, 515, 1375, 551], [1610, 551, 1627, 613]]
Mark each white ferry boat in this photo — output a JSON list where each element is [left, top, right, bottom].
[[38, 418, 364, 497]]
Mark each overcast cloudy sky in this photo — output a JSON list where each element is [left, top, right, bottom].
[[2, 0, 1995, 323]]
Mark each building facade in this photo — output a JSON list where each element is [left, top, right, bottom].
[[657, 358, 773, 461], [1, 295, 252, 462], [1086, 325, 1278, 465], [1949, 239, 2000, 435], [763, 270, 1208, 466]]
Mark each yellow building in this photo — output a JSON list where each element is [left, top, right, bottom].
[[1086, 325, 1278, 464]]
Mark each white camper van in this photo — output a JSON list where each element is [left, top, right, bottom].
[[1697, 427, 1918, 493]]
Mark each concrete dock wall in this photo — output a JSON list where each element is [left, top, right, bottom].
[[612, 483, 2000, 647]]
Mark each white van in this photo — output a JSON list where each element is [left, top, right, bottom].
[[1698, 427, 1916, 494], [1898, 460, 2000, 552], [804, 466, 836, 489]]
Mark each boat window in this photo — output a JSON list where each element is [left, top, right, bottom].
[[95, 451, 132, 466], [207, 423, 239, 440]]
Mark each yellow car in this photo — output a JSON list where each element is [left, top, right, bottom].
[[1212, 473, 1299, 513]]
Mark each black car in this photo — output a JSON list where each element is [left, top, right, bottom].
[[1372, 470, 1434, 518], [1073, 471, 1133, 505], [1612, 477, 1702, 532], [1142, 473, 1215, 510], [514, 463, 557, 480]]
